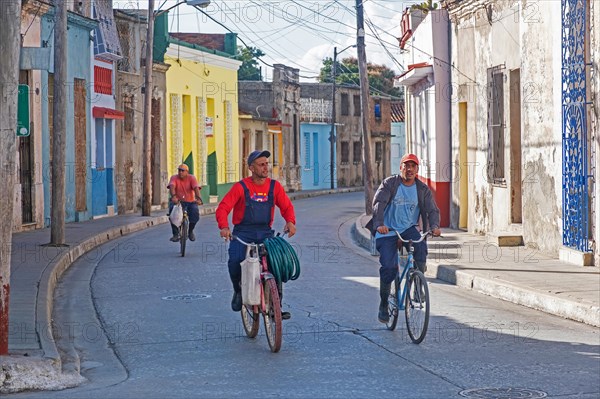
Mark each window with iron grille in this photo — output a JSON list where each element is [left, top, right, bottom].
[[353, 141, 362, 164], [487, 65, 505, 184], [353, 95, 361, 116], [94, 66, 112, 95], [375, 141, 383, 162], [341, 141, 349, 163], [341, 93, 349, 116]]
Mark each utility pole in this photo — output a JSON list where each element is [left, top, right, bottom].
[[0, 0, 22, 355], [329, 47, 337, 190], [50, 0, 67, 245], [356, 0, 374, 215], [141, 0, 155, 216]]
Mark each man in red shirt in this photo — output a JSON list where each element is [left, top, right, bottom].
[[216, 150, 296, 315], [168, 164, 203, 242]]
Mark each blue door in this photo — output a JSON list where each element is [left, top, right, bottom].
[[92, 118, 115, 216], [313, 132, 319, 185]]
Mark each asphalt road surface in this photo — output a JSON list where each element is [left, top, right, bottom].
[[13, 192, 600, 399]]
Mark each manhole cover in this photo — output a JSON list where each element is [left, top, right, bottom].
[[459, 388, 548, 399], [162, 294, 211, 301]]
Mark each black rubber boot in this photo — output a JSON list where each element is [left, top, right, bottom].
[[378, 278, 391, 323], [277, 283, 291, 320]]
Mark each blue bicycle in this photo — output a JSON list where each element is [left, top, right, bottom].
[[386, 230, 432, 344]]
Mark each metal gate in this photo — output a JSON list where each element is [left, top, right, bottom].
[[562, 0, 591, 252]]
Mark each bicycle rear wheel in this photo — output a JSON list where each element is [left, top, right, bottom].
[[386, 276, 400, 331], [263, 278, 282, 352], [241, 304, 260, 338], [404, 270, 430, 344], [180, 217, 188, 257]]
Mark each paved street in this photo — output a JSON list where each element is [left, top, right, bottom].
[[10, 193, 600, 399]]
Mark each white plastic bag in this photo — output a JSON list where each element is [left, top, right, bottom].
[[169, 203, 183, 227], [241, 246, 261, 305]]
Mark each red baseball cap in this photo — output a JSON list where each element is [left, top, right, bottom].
[[400, 153, 419, 165]]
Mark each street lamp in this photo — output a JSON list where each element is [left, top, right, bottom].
[[329, 44, 356, 189], [142, 0, 211, 216]]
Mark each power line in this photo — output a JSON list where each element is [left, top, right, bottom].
[[191, 5, 320, 79]]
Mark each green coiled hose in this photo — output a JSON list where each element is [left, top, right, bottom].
[[264, 236, 300, 284]]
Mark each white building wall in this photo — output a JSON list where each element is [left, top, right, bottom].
[[447, 0, 564, 255], [519, 2, 563, 254]]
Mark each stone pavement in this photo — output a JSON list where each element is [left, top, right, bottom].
[[352, 214, 600, 328], [0, 187, 361, 393]]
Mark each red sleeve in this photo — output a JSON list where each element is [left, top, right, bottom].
[[273, 181, 296, 225], [190, 175, 200, 190], [215, 183, 244, 229]]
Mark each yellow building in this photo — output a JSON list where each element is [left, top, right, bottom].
[[164, 33, 242, 202]]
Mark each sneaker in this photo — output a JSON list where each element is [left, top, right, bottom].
[[378, 304, 389, 323], [231, 291, 242, 312], [281, 311, 291, 320], [170, 235, 180, 242], [188, 231, 195, 241]]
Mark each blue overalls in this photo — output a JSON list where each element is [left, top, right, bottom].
[[227, 180, 276, 292]]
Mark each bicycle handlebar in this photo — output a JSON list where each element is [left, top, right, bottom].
[[232, 232, 288, 247], [232, 235, 256, 247], [390, 229, 432, 244]]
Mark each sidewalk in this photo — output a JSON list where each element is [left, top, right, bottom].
[[0, 187, 362, 393], [352, 214, 600, 328]]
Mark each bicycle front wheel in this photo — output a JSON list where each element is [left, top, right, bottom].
[[405, 270, 430, 344], [241, 304, 260, 338], [180, 218, 188, 257], [386, 276, 400, 331], [263, 278, 282, 353]]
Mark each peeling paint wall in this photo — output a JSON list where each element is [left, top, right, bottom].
[[447, 0, 564, 255]]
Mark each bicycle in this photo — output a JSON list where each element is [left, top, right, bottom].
[[233, 235, 283, 353], [385, 230, 432, 344], [179, 209, 189, 257]]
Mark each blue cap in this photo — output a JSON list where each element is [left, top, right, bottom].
[[247, 150, 271, 166]]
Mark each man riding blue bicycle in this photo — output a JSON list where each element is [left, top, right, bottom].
[[167, 163, 203, 242], [367, 153, 441, 324]]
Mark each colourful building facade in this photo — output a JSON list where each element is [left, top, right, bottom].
[[162, 34, 241, 202]]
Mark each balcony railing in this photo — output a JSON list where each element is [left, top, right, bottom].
[[300, 98, 332, 123]]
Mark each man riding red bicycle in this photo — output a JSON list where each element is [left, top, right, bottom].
[[216, 150, 296, 318]]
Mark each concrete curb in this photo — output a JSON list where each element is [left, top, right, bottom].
[[36, 216, 169, 381], [351, 215, 600, 327]]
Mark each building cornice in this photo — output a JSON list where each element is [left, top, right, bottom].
[[22, 0, 52, 15], [442, 0, 489, 20], [166, 44, 242, 71]]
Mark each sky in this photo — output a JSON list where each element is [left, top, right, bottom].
[[113, 0, 423, 82]]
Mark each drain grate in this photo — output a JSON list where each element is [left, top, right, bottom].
[[162, 294, 211, 301], [459, 388, 548, 399]]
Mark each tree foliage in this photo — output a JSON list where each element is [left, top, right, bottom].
[[236, 46, 265, 81], [410, 0, 439, 13], [318, 56, 401, 98]]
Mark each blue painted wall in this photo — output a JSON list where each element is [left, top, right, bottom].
[[391, 122, 406, 174], [300, 123, 336, 190], [41, 12, 96, 226]]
